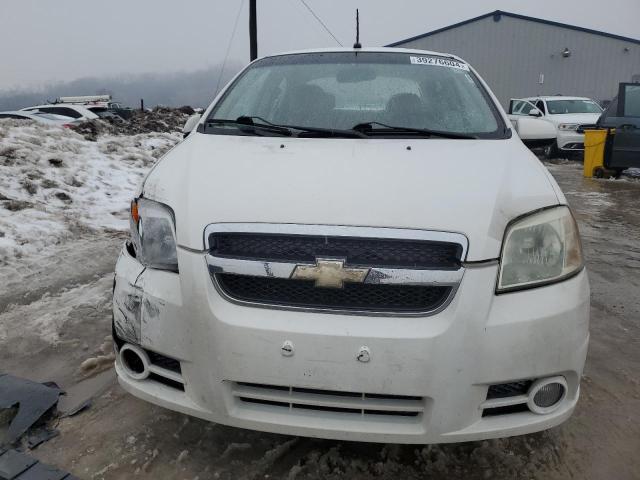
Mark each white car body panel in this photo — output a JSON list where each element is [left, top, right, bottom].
[[19, 103, 99, 120], [509, 116, 557, 142], [0, 110, 76, 126], [113, 48, 589, 443]]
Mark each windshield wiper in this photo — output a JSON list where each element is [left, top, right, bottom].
[[286, 124, 367, 138], [352, 121, 477, 139], [243, 116, 367, 138], [206, 116, 293, 136], [208, 116, 366, 139]]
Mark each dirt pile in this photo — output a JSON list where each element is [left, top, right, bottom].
[[73, 107, 193, 141]]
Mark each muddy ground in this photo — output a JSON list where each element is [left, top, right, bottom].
[[1, 160, 639, 480]]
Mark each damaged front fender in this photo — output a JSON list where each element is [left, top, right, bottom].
[[113, 245, 145, 344], [112, 243, 186, 360]]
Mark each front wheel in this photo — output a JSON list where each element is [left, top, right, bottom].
[[543, 141, 559, 159]]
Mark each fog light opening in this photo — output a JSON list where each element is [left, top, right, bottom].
[[119, 344, 150, 380], [527, 376, 567, 415]]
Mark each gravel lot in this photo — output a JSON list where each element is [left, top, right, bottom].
[[1, 148, 639, 479]]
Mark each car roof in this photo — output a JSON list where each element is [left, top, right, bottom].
[[259, 47, 465, 63], [21, 104, 92, 111], [521, 96, 594, 101]]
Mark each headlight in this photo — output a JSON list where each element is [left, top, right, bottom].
[[130, 198, 178, 272], [558, 123, 579, 131], [497, 206, 583, 292]]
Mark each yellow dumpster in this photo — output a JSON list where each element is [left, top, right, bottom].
[[583, 129, 609, 177]]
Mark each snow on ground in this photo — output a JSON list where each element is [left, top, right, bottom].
[[0, 274, 112, 345], [0, 119, 180, 267]]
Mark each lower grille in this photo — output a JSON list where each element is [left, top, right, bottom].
[[147, 350, 182, 374], [113, 323, 182, 374], [562, 142, 585, 150], [149, 372, 185, 391], [231, 382, 424, 419], [482, 380, 533, 417], [577, 124, 596, 133], [216, 273, 451, 313], [486, 380, 532, 399], [482, 403, 529, 417]]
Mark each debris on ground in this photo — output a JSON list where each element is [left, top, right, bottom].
[[26, 427, 59, 449], [0, 374, 62, 446], [79, 355, 114, 374], [59, 399, 92, 419], [73, 107, 191, 140], [176, 450, 188, 463], [0, 448, 76, 479]]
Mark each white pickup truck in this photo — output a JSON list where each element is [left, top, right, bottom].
[[112, 47, 589, 444]]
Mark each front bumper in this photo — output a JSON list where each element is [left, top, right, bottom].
[[557, 130, 585, 151], [113, 243, 590, 444]]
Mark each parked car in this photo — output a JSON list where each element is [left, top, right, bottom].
[[54, 95, 134, 120], [86, 104, 133, 120], [20, 104, 99, 121], [87, 108, 125, 121], [0, 110, 79, 127], [508, 96, 603, 158], [596, 82, 640, 170], [113, 47, 589, 444]]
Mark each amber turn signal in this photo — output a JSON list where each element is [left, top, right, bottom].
[[131, 200, 140, 224]]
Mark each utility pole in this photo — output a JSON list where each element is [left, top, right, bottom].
[[249, 0, 258, 61]]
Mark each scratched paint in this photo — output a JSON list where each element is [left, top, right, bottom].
[[113, 284, 142, 344]]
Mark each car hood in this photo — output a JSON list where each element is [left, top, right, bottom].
[[142, 134, 561, 261], [546, 113, 601, 125]]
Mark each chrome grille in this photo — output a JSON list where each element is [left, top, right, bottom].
[[205, 224, 467, 316]]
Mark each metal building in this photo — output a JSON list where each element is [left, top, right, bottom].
[[388, 10, 640, 106]]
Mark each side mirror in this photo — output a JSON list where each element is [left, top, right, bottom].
[[515, 116, 557, 148], [528, 108, 542, 117], [183, 113, 202, 138]]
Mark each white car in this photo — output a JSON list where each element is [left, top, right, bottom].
[[0, 110, 79, 127], [508, 96, 603, 157], [20, 104, 99, 121], [112, 48, 589, 444]]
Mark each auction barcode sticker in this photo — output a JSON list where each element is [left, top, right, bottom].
[[409, 56, 469, 71]]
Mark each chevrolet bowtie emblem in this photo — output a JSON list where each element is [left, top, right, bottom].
[[291, 258, 370, 289]]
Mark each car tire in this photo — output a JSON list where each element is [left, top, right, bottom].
[[543, 141, 559, 159]]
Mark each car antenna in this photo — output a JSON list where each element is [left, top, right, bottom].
[[353, 9, 362, 49]]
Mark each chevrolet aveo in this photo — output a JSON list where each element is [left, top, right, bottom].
[[112, 48, 589, 444]]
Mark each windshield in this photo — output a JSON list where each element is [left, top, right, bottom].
[[205, 52, 505, 138], [546, 99, 602, 115]]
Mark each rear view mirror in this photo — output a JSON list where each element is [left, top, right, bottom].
[[183, 113, 202, 138], [528, 108, 542, 117], [336, 65, 377, 83]]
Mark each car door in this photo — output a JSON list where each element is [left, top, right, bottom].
[[508, 99, 555, 148], [598, 83, 640, 169], [508, 99, 535, 122], [534, 99, 547, 117]]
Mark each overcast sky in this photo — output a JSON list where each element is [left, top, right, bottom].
[[1, 0, 638, 91]]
